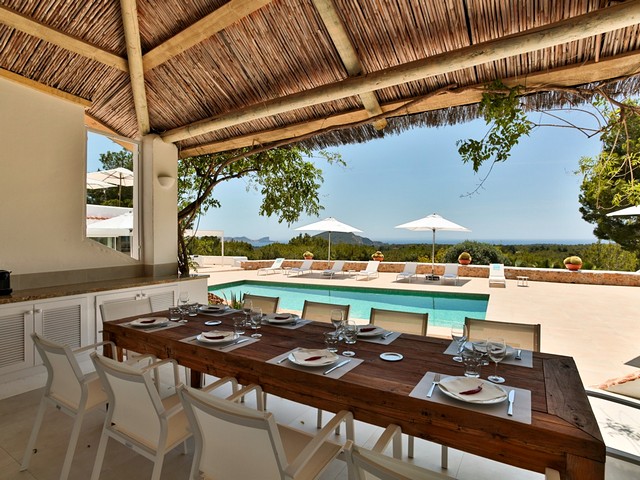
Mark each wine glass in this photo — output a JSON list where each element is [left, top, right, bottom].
[[342, 321, 357, 357], [242, 299, 253, 327], [472, 339, 490, 366], [250, 307, 263, 338], [450, 325, 468, 362], [330, 310, 344, 337], [178, 292, 190, 321], [487, 337, 507, 383]]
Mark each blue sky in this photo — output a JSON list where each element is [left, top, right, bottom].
[[88, 109, 605, 244]]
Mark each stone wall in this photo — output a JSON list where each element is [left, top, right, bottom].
[[243, 260, 640, 287]]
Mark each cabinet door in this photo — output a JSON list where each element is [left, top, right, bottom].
[[142, 285, 177, 312], [35, 297, 88, 351], [0, 303, 34, 376]]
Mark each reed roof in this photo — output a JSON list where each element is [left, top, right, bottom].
[[2, 0, 640, 158]]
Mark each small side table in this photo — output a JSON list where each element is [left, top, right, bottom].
[[517, 276, 529, 287]]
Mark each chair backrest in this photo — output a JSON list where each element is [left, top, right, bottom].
[[443, 264, 459, 275], [465, 317, 541, 351], [346, 443, 446, 480], [91, 353, 167, 449], [178, 385, 288, 479], [243, 293, 280, 314], [100, 297, 153, 322], [489, 263, 505, 278], [297, 259, 313, 269], [363, 260, 380, 272], [32, 333, 87, 411], [271, 257, 284, 268], [402, 262, 418, 274], [370, 308, 428, 336], [328, 260, 345, 271], [302, 300, 350, 323]]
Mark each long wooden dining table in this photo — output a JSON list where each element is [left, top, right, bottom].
[[102, 310, 605, 480]]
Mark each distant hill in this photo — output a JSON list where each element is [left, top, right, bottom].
[[228, 236, 274, 247], [313, 231, 384, 247]]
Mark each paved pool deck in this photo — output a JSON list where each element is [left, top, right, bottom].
[[197, 265, 638, 387]]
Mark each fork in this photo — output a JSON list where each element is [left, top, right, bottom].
[[427, 373, 440, 398]]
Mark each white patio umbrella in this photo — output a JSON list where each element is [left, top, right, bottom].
[[87, 167, 134, 205], [395, 213, 470, 276], [606, 205, 640, 216], [295, 217, 362, 261], [86, 178, 116, 190], [87, 211, 133, 237]]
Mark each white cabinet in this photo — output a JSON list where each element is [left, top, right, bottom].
[[0, 296, 87, 377]]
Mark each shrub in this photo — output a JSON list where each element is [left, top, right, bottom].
[[445, 241, 507, 265]]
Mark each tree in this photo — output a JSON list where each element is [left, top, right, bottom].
[[444, 241, 506, 265], [178, 146, 343, 274], [578, 99, 640, 254]]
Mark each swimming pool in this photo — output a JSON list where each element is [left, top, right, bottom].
[[208, 281, 488, 328]]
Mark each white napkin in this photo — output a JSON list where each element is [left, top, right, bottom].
[[438, 377, 506, 402], [291, 348, 333, 364]]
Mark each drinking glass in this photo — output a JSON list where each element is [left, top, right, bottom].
[[450, 325, 468, 362], [462, 348, 483, 377], [233, 317, 246, 336], [250, 307, 262, 338], [242, 299, 253, 327], [472, 339, 490, 366], [330, 310, 344, 337], [178, 292, 190, 321], [487, 337, 507, 383], [342, 321, 357, 357], [324, 332, 339, 353]]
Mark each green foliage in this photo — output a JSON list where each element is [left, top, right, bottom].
[[444, 241, 506, 265], [457, 81, 533, 172], [578, 99, 640, 255], [582, 242, 637, 271]]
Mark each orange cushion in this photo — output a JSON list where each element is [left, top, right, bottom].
[[598, 371, 640, 399]]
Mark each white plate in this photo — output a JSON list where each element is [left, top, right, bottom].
[[288, 349, 339, 367], [437, 376, 508, 404], [265, 313, 297, 324], [464, 342, 515, 358], [380, 352, 403, 362], [196, 331, 237, 344], [199, 305, 228, 313], [130, 317, 169, 328], [357, 325, 385, 337]]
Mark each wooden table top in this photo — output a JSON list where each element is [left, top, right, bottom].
[[102, 311, 605, 480]]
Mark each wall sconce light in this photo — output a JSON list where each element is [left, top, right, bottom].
[[157, 174, 175, 188]]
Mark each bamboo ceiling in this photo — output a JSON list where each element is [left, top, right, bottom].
[[1, 0, 640, 158]]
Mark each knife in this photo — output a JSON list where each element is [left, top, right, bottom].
[[222, 338, 250, 349], [382, 331, 395, 339], [507, 389, 516, 416], [323, 359, 351, 375]]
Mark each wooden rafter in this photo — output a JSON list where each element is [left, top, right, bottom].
[[178, 49, 640, 157], [312, 0, 387, 130], [120, 0, 149, 135], [0, 5, 128, 72], [161, 0, 640, 144], [142, 0, 273, 72], [0, 68, 92, 107]]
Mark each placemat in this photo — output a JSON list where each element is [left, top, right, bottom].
[[410, 371, 531, 424], [267, 349, 363, 379], [122, 321, 182, 332], [180, 335, 259, 352], [199, 308, 242, 317], [358, 331, 401, 345], [262, 318, 312, 330], [443, 341, 533, 368]]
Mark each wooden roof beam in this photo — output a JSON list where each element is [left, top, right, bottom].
[[162, 0, 640, 144], [120, 0, 150, 135], [178, 49, 640, 157], [312, 0, 386, 130], [142, 0, 273, 72], [0, 5, 128, 72], [0, 68, 92, 107]]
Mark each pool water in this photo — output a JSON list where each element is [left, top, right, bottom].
[[208, 281, 488, 328]]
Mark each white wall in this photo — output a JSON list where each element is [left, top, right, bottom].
[[0, 78, 143, 276]]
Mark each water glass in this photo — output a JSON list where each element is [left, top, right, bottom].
[[250, 307, 262, 338], [472, 339, 490, 366], [324, 332, 339, 353], [187, 304, 198, 317], [462, 348, 483, 378], [168, 306, 181, 321], [342, 322, 357, 357], [451, 325, 468, 362], [233, 317, 246, 336]]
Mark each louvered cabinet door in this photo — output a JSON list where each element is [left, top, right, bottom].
[[0, 304, 34, 376], [34, 298, 89, 365]]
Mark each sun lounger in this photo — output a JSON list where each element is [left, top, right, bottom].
[[288, 259, 313, 277], [488, 263, 506, 287], [257, 257, 284, 276], [322, 260, 345, 278], [396, 262, 418, 282], [441, 263, 460, 285], [356, 260, 380, 281]]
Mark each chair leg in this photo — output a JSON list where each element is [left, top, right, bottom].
[[408, 435, 414, 458], [20, 397, 47, 471], [316, 409, 323, 429], [59, 409, 87, 480], [90, 430, 110, 480], [151, 452, 165, 480], [441, 445, 448, 469]]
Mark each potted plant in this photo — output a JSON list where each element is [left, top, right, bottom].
[[371, 251, 384, 261], [303, 251, 314, 260], [564, 256, 582, 271], [458, 252, 472, 265]]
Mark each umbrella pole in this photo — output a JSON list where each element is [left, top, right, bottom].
[[328, 231, 331, 262], [431, 229, 436, 276]]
